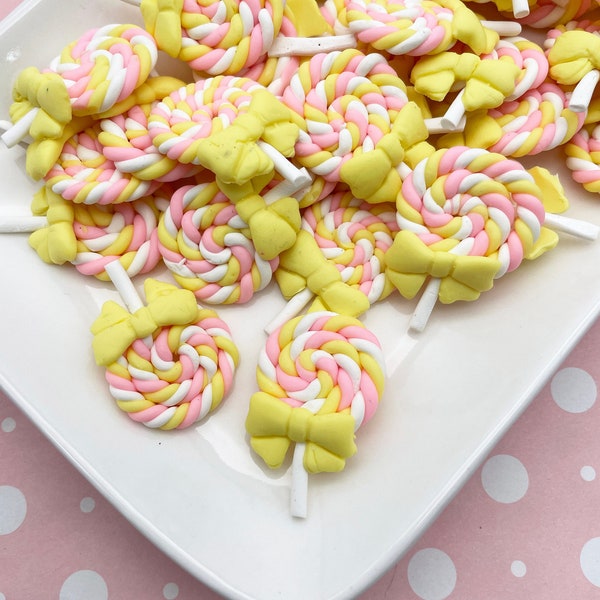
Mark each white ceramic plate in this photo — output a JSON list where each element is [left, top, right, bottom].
[[2, 3, 600, 599]]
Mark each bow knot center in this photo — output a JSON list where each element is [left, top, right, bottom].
[[129, 306, 158, 339], [429, 252, 456, 278], [287, 407, 312, 443]]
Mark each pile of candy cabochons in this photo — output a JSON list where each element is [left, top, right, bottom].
[[2, 0, 600, 517]]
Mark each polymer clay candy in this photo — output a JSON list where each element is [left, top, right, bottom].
[[280, 48, 432, 204], [245, 310, 385, 516], [437, 82, 585, 157], [91, 260, 239, 429], [32, 190, 165, 280], [137, 0, 285, 76], [148, 76, 305, 186], [266, 191, 398, 332], [385, 146, 597, 331], [44, 122, 162, 205], [157, 180, 279, 304], [2, 23, 157, 147], [8, 76, 185, 182], [0, 185, 165, 280], [342, 0, 500, 57]]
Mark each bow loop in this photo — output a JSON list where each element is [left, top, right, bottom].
[[245, 392, 357, 473]]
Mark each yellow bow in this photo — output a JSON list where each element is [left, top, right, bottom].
[[10, 66, 72, 142], [91, 278, 199, 366], [276, 230, 371, 316], [245, 392, 357, 473], [411, 52, 520, 110], [195, 89, 300, 185], [548, 31, 600, 86], [28, 187, 78, 265], [385, 230, 501, 303], [340, 102, 430, 203], [217, 173, 301, 260]]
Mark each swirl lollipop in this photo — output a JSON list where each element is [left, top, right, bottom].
[[280, 48, 432, 204], [2, 23, 158, 148], [245, 310, 385, 517], [343, 0, 506, 57], [148, 76, 306, 187], [385, 146, 599, 331], [91, 260, 239, 429], [437, 83, 586, 157], [267, 191, 398, 332], [27, 185, 167, 280], [136, 0, 285, 76], [44, 122, 162, 205], [157, 180, 279, 304]]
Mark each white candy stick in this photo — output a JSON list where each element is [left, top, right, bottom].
[[256, 140, 308, 186], [569, 70, 600, 113], [265, 288, 314, 334], [262, 168, 312, 205], [424, 115, 466, 134], [409, 277, 442, 333], [544, 213, 600, 241], [290, 442, 309, 518], [104, 259, 144, 313], [480, 20, 522, 36], [268, 34, 356, 58], [0, 215, 47, 233], [120, 0, 141, 5], [290, 401, 323, 518], [511, 0, 530, 18], [440, 89, 467, 131], [0, 108, 39, 148]]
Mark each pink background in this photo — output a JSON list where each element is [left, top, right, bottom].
[[3, 2, 600, 599]]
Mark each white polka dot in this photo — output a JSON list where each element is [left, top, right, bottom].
[[481, 454, 529, 503], [0, 592, 6, 600], [407, 548, 457, 600], [59, 570, 108, 600], [163, 582, 179, 599], [581, 466, 596, 482], [80, 497, 96, 513], [581, 538, 600, 587], [511, 560, 527, 577], [1, 418, 15, 433], [0, 485, 27, 535], [551, 367, 597, 413]]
